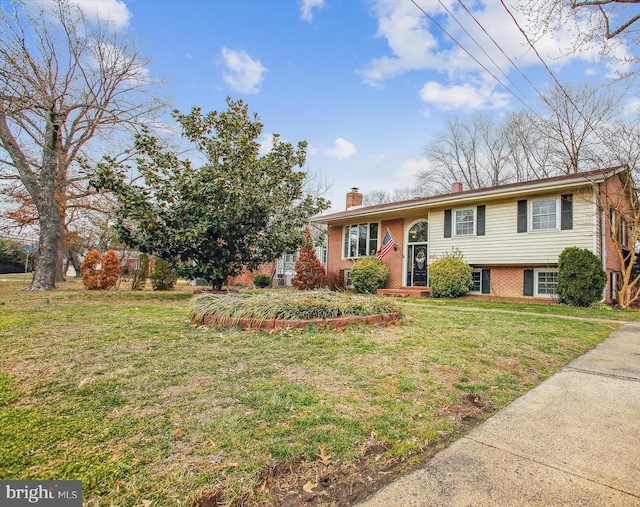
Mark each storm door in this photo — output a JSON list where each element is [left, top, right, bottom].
[[406, 221, 428, 287]]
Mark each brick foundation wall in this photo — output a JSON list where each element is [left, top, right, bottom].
[[471, 265, 556, 299]]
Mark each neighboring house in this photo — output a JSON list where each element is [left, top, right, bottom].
[[227, 243, 327, 288], [312, 167, 637, 302]]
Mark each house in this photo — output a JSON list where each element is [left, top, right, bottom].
[[227, 241, 327, 288], [312, 167, 637, 302]]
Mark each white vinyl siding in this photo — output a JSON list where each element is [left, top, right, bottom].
[[429, 190, 596, 266]]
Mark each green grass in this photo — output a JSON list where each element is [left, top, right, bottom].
[[402, 296, 637, 320], [0, 278, 636, 506]]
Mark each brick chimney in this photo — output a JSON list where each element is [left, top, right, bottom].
[[346, 187, 363, 210], [452, 182, 463, 193]]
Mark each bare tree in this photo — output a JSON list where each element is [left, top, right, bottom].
[[418, 114, 513, 192], [0, 0, 163, 290], [504, 111, 557, 182], [537, 82, 621, 174], [517, 0, 640, 78]]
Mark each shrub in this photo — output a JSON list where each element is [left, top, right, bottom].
[[253, 274, 271, 288], [149, 257, 178, 290], [557, 247, 606, 306], [292, 230, 326, 291], [326, 270, 346, 291], [428, 250, 473, 298], [81, 250, 122, 290], [100, 250, 122, 290], [131, 254, 150, 290], [350, 257, 389, 294], [189, 289, 401, 325], [80, 249, 102, 290]]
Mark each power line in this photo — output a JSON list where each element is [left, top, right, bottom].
[[499, 0, 614, 152], [437, 0, 540, 115], [409, 0, 542, 118], [455, 0, 548, 109]]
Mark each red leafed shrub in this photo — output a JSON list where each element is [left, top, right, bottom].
[[80, 249, 102, 290], [100, 250, 122, 289], [292, 232, 326, 291], [80, 249, 122, 290]]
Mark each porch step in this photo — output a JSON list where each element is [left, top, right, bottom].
[[377, 287, 431, 298]]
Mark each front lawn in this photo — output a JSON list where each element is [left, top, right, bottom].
[[0, 280, 635, 506]]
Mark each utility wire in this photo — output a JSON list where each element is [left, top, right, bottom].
[[456, 0, 548, 108], [409, 0, 541, 117], [500, 0, 613, 150], [438, 0, 538, 114]]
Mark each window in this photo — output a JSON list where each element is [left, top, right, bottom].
[[535, 269, 558, 297], [343, 223, 379, 258], [455, 208, 475, 236], [344, 269, 353, 288], [531, 198, 557, 231], [470, 268, 490, 294], [471, 269, 482, 293]]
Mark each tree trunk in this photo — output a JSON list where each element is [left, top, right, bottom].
[[29, 192, 61, 290]]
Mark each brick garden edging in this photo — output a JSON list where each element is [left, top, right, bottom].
[[202, 311, 401, 330]]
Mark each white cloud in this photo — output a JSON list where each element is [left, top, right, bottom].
[[258, 134, 274, 155], [624, 98, 640, 116], [221, 48, 267, 94], [419, 81, 511, 111], [396, 157, 428, 179], [361, 1, 441, 86], [362, 0, 635, 110], [323, 138, 356, 159], [300, 0, 325, 22], [39, 0, 131, 29]]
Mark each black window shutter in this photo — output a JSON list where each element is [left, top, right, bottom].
[[517, 200, 527, 233], [523, 270, 534, 296], [561, 194, 573, 230], [477, 205, 486, 236], [444, 209, 452, 238], [481, 269, 491, 294]]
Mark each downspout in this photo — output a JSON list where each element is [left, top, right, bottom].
[[601, 208, 607, 302]]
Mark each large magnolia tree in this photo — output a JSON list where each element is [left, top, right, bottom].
[[0, 0, 163, 290], [91, 98, 331, 291]]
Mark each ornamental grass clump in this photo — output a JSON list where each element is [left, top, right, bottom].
[[189, 289, 400, 325]]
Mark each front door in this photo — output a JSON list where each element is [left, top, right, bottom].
[[407, 243, 428, 286]]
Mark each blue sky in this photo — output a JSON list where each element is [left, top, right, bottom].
[[65, 0, 640, 212]]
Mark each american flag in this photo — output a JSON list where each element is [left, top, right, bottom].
[[376, 229, 396, 260]]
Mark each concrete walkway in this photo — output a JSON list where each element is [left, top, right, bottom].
[[356, 320, 640, 507]]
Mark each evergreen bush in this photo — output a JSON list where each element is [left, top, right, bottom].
[[350, 257, 389, 294], [80, 249, 102, 290], [253, 274, 271, 288], [100, 250, 122, 290], [428, 250, 473, 298], [292, 231, 326, 290], [81, 249, 122, 290], [149, 258, 178, 290], [557, 247, 606, 306]]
